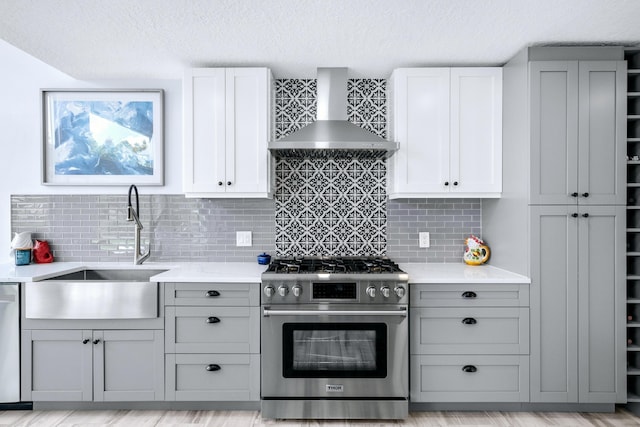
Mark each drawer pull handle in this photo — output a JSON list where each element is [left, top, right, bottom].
[[206, 316, 221, 324], [205, 290, 220, 297], [461, 291, 477, 299], [82, 339, 90, 344], [462, 365, 477, 373], [206, 364, 221, 372], [461, 317, 477, 325], [93, 339, 100, 345]]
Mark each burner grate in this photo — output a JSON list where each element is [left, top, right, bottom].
[[264, 256, 402, 274]]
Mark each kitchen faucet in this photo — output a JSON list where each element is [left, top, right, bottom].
[[127, 184, 150, 265]]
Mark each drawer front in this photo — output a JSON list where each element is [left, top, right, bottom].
[[410, 283, 529, 307], [411, 307, 529, 354], [165, 306, 259, 353], [410, 355, 530, 402], [165, 353, 260, 401], [165, 282, 259, 306]]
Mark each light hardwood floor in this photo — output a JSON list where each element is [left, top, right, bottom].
[[1, 409, 640, 427]]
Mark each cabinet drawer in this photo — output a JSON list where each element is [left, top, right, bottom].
[[165, 306, 259, 353], [410, 355, 529, 402], [165, 282, 259, 306], [165, 353, 259, 401], [410, 283, 529, 307], [410, 307, 529, 354]]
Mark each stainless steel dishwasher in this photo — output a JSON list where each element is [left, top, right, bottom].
[[0, 283, 20, 404]]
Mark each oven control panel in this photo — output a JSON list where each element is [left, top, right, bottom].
[[262, 281, 408, 304], [312, 282, 357, 300]]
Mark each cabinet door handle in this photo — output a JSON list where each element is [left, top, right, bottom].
[[582, 213, 589, 218], [93, 339, 100, 345], [461, 291, 477, 299], [227, 181, 232, 186], [462, 365, 477, 373], [218, 181, 223, 186], [82, 339, 90, 344], [582, 192, 589, 198], [205, 290, 220, 297], [453, 181, 459, 186], [206, 316, 221, 324], [571, 192, 579, 197], [444, 181, 449, 186], [461, 317, 477, 325], [571, 213, 579, 218], [206, 364, 221, 372]]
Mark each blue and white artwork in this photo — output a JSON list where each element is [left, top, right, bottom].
[[43, 90, 163, 185]]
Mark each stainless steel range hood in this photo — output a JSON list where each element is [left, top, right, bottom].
[[269, 68, 398, 159]]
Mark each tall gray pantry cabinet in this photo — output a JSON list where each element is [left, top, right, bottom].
[[483, 46, 627, 408]]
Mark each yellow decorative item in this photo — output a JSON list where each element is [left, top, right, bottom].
[[463, 235, 490, 265]]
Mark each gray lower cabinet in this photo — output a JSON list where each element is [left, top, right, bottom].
[[530, 205, 626, 403], [164, 282, 260, 401], [165, 306, 259, 353], [410, 283, 530, 402], [411, 355, 529, 402], [411, 307, 529, 355], [21, 329, 164, 402], [165, 353, 260, 401]]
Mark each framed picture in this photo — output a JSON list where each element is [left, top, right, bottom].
[[41, 89, 164, 185]]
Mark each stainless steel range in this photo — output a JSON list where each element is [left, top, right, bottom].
[[260, 257, 409, 420]]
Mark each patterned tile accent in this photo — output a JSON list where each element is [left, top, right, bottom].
[[348, 79, 386, 139], [274, 79, 316, 140], [274, 79, 388, 256], [275, 157, 386, 256]]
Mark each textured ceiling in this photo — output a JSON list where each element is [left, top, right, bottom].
[[1, 0, 640, 80]]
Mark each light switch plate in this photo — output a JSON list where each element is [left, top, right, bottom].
[[419, 232, 430, 248], [236, 231, 252, 247]]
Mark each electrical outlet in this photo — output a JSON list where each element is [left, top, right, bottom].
[[419, 232, 430, 248], [236, 231, 252, 247]]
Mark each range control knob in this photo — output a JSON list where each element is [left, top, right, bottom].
[[278, 285, 289, 297], [380, 286, 390, 298], [292, 285, 302, 297], [366, 285, 376, 298], [394, 285, 406, 298], [263, 285, 275, 297]]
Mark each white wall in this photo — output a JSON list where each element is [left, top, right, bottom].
[[0, 40, 182, 253]]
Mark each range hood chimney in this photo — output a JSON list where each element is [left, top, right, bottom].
[[268, 68, 398, 159]]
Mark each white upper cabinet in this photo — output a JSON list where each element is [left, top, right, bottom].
[[183, 68, 273, 198], [387, 67, 502, 198]]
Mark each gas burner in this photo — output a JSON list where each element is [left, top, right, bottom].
[[279, 262, 300, 273], [320, 260, 347, 273]]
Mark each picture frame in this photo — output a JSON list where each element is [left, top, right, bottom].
[[41, 89, 164, 185]]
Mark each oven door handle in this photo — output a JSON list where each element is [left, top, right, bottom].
[[262, 308, 407, 317]]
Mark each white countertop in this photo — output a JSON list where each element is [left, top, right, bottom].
[[151, 262, 268, 282], [399, 263, 530, 284], [0, 261, 267, 283], [0, 261, 529, 284]]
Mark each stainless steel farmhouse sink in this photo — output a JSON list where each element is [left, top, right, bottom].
[[47, 268, 166, 282], [25, 269, 167, 320]]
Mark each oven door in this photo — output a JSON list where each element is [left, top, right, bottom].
[[261, 304, 408, 399]]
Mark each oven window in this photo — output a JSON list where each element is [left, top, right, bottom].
[[282, 323, 387, 378]]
